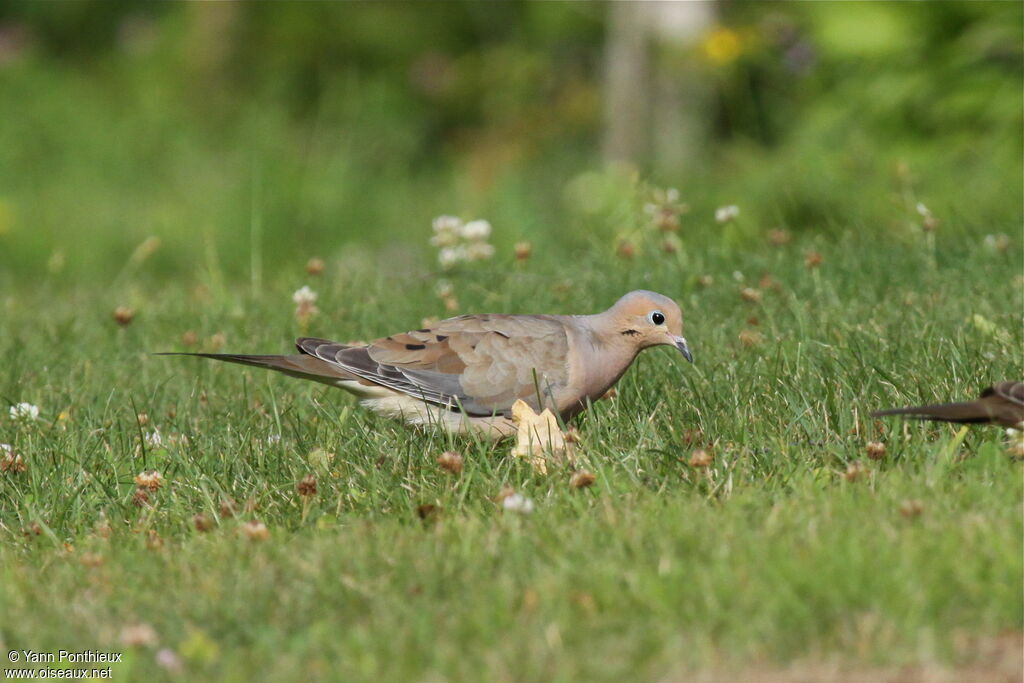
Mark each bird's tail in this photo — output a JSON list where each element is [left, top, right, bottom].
[[870, 400, 996, 424], [156, 352, 358, 387]]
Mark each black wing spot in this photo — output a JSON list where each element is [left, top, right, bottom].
[[405, 343, 426, 350], [493, 330, 510, 339], [435, 335, 448, 342], [621, 329, 640, 336]]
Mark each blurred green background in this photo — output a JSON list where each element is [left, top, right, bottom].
[[0, 1, 1020, 284]]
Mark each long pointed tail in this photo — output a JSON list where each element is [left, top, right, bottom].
[[870, 400, 997, 424], [156, 352, 357, 387]]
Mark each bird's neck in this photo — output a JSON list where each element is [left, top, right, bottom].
[[570, 313, 642, 399]]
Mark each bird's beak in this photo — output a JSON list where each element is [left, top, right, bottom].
[[673, 336, 693, 363]]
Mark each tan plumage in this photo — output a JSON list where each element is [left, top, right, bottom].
[[871, 381, 1024, 429], [162, 290, 693, 438]]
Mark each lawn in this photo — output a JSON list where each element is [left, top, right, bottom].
[[0, 3, 1022, 678], [0, 211, 1021, 679]]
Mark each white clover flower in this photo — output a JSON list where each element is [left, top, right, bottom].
[[432, 215, 463, 233], [438, 246, 467, 269], [434, 280, 455, 299], [502, 493, 535, 514], [464, 242, 495, 261], [292, 286, 318, 306], [9, 403, 39, 421], [145, 429, 163, 448], [665, 187, 680, 203], [267, 433, 282, 445], [915, 202, 931, 217], [460, 219, 492, 241], [715, 205, 740, 224]]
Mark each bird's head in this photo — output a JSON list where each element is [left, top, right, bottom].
[[607, 290, 692, 362]]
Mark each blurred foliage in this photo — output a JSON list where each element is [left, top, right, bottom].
[[0, 1, 1019, 282]]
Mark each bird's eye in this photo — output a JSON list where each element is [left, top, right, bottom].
[[650, 311, 666, 326]]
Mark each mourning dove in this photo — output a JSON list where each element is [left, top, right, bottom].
[[162, 290, 692, 438], [871, 381, 1024, 428]]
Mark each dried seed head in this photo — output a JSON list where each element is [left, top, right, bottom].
[[219, 497, 237, 518], [192, 514, 214, 533], [600, 388, 618, 401], [136, 412, 149, 426], [181, 330, 199, 348], [514, 242, 532, 261], [241, 520, 269, 541], [80, 552, 104, 568], [767, 229, 792, 246], [93, 517, 113, 539], [120, 623, 158, 648], [696, 274, 714, 288], [661, 236, 681, 254], [145, 529, 163, 550], [738, 329, 764, 347], [655, 208, 680, 233], [522, 588, 539, 612], [740, 287, 763, 304], [208, 333, 226, 352], [495, 486, 516, 504], [866, 441, 887, 460], [436, 451, 464, 474], [899, 499, 924, 519], [1, 448, 26, 473], [113, 306, 136, 326], [132, 488, 151, 507], [297, 474, 318, 497], [570, 470, 596, 489], [416, 503, 440, 521], [804, 250, 824, 269], [563, 427, 582, 444], [306, 257, 326, 276], [616, 240, 636, 260], [844, 461, 866, 482], [134, 470, 163, 491], [688, 449, 713, 468]]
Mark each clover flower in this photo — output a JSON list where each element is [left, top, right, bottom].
[[430, 215, 495, 268], [9, 402, 39, 421], [715, 205, 740, 224], [293, 286, 319, 322]]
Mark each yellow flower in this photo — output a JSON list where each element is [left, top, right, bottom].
[[703, 28, 742, 65]]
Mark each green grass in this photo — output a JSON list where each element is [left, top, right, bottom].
[[0, 15, 1022, 674], [0, 218, 1021, 679]]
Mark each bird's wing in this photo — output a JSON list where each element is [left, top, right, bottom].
[[296, 315, 571, 417], [987, 381, 1024, 406]]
